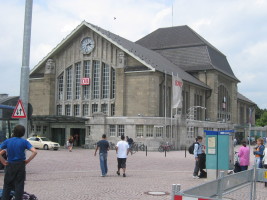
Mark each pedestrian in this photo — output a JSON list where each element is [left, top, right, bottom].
[[94, 134, 109, 177], [116, 135, 129, 177], [253, 138, 265, 168], [233, 138, 237, 147], [67, 136, 74, 152], [262, 146, 267, 187], [0, 125, 37, 200], [238, 140, 250, 171], [193, 136, 206, 179]]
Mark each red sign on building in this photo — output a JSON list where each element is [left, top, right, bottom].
[[81, 78, 90, 85]]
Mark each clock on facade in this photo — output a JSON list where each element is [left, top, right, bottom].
[[81, 37, 95, 54]]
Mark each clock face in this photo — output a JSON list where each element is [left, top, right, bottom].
[[81, 37, 95, 54]]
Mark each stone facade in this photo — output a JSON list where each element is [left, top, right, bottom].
[[29, 22, 256, 149]]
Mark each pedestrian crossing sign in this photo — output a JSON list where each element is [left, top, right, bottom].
[[12, 99, 27, 119]]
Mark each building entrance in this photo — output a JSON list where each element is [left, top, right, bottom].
[[51, 128, 66, 146], [70, 128, 85, 146]]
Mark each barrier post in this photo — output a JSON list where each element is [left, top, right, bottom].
[[217, 171, 225, 200], [185, 146, 186, 158], [146, 145, 147, 157], [171, 184, 181, 200]]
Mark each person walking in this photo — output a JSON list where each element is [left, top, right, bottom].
[[193, 136, 206, 179], [0, 125, 37, 200], [116, 135, 129, 177], [67, 136, 74, 152], [94, 134, 109, 177], [238, 141, 250, 171], [253, 138, 265, 168]]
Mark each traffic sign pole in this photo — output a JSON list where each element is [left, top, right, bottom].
[[19, 0, 33, 138]]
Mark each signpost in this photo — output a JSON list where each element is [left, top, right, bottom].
[[12, 99, 27, 119]]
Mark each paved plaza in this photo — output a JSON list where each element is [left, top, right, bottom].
[[1, 147, 267, 200]]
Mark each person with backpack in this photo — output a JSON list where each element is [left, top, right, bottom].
[[192, 136, 206, 179]]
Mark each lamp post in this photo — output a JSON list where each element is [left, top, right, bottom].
[[19, 0, 33, 137]]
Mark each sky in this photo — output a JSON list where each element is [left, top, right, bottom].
[[0, 0, 266, 109]]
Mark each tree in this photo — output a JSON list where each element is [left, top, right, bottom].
[[256, 111, 267, 127]]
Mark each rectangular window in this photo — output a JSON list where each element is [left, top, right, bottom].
[[109, 125, 116, 137], [75, 63, 81, 99], [83, 61, 90, 100], [65, 105, 71, 116], [36, 125, 41, 132], [155, 127, 163, 137], [74, 104, 80, 116], [117, 125, 124, 137], [136, 125, 144, 137], [101, 104, 108, 114], [102, 63, 110, 98], [57, 74, 64, 100], [83, 104, 89, 116], [31, 126, 34, 132], [146, 125, 154, 137], [93, 61, 100, 99], [43, 126, 47, 133], [57, 105, 62, 115], [111, 67, 116, 99], [111, 104, 115, 116], [66, 67, 72, 100], [92, 104, 98, 113]]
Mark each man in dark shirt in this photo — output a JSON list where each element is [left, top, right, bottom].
[[0, 125, 37, 200], [94, 134, 109, 177]]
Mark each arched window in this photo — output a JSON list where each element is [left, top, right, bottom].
[[217, 85, 231, 121]]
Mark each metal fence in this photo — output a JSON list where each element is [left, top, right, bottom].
[[171, 165, 267, 200]]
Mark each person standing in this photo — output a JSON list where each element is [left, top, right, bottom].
[[262, 146, 267, 187], [238, 141, 250, 171], [253, 138, 265, 168], [94, 134, 110, 177], [116, 135, 129, 177], [193, 136, 206, 179], [0, 125, 37, 200]]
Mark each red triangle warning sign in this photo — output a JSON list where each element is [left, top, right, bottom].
[[12, 99, 27, 119]]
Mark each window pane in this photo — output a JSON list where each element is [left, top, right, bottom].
[[111, 68, 116, 99], [146, 125, 153, 137], [74, 104, 80, 116], [102, 63, 110, 99], [83, 104, 89, 116], [83, 61, 90, 100], [101, 104, 108, 114], [66, 67, 72, 100], [92, 104, 98, 113], [118, 125, 124, 137], [75, 63, 81, 99], [57, 105, 62, 115], [65, 105, 71, 116], [136, 125, 144, 137], [109, 125, 116, 137], [93, 61, 100, 99], [57, 74, 64, 100]]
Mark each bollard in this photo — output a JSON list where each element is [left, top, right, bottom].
[[185, 146, 187, 158], [165, 148, 166, 157], [146, 145, 147, 156]]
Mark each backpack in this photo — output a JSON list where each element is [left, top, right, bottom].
[[188, 142, 199, 154]]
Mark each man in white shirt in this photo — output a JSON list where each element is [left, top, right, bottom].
[[116, 135, 129, 177]]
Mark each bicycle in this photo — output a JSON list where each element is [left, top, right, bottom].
[[129, 143, 138, 154], [109, 142, 116, 150], [158, 144, 173, 152]]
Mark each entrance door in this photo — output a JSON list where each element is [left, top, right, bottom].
[[70, 128, 85, 146], [51, 128, 66, 146]]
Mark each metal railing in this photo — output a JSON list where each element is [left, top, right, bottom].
[[171, 165, 267, 200]]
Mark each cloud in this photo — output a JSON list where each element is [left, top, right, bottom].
[[0, 0, 266, 109]]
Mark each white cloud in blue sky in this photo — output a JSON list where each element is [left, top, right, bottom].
[[0, 0, 266, 108]]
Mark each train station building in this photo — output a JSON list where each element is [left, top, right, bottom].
[[28, 21, 256, 149]]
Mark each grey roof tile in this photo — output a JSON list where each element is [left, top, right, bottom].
[[237, 92, 256, 105], [136, 25, 239, 81]]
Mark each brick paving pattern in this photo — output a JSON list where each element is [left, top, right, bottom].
[[0, 146, 267, 200]]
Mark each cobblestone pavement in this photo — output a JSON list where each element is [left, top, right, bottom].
[[0, 146, 267, 200]]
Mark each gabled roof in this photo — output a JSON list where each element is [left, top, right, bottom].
[[30, 21, 210, 89], [237, 92, 256, 105], [136, 26, 239, 82]]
